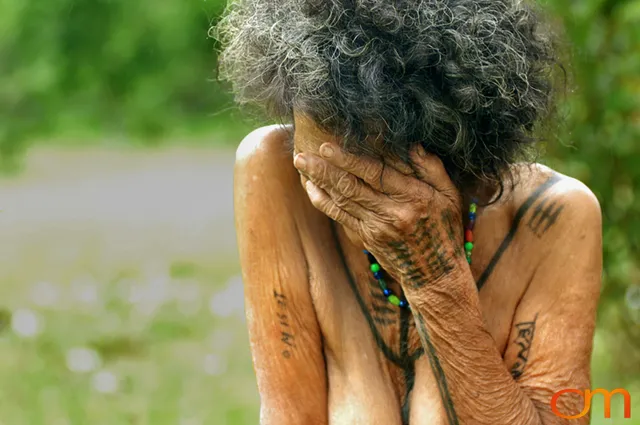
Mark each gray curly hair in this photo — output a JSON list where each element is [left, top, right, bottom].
[[215, 0, 559, 196]]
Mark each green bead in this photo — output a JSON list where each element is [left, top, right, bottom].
[[388, 295, 401, 306], [466, 256, 472, 264], [469, 203, 477, 213], [464, 241, 474, 251], [370, 263, 381, 273], [378, 279, 388, 289]]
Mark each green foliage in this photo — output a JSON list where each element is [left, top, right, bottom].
[[539, 0, 640, 378], [0, 0, 236, 168], [0, 0, 638, 380]]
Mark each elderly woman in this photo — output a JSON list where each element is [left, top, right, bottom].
[[217, 1, 602, 424]]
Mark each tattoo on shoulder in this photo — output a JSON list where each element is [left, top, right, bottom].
[[476, 174, 562, 290], [273, 290, 296, 359], [510, 313, 539, 380], [527, 194, 565, 238]]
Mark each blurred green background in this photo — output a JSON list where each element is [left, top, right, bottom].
[[0, 0, 638, 424]]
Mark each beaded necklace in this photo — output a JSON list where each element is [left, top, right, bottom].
[[364, 199, 478, 309]]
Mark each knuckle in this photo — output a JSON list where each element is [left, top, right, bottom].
[[336, 173, 357, 198], [328, 204, 345, 221], [369, 222, 393, 241], [367, 226, 384, 241], [395, 209, 416, 232], [333, 193, 350, 208], [320, 166, 331, 184], [363, 163, 382, 185]]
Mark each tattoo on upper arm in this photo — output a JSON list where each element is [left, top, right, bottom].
[[415, 313, 459, 425], [273, 290, 296, 359], [527, 196, 565, 238], [510, 313, 539, 380]]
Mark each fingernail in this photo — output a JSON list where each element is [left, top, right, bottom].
[[305, 180, 316, 192], [320, 144, 334, 158], [294, 154, 307, 170]]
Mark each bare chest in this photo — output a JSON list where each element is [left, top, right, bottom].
[[302, 217, 535, 425]]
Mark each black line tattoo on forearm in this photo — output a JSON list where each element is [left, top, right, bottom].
[[477, 174, 562, 290], [510, 313, 539, 379], [528, 196, 564, 238], [415, 313, 460, 425], [273, 290, 296, 359]]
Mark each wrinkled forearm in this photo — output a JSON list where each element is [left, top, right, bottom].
[[402, 270, 545, 425]]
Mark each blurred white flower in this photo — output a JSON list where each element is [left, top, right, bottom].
[[127, 283, 146, 304], [125, 269, 174, 316], [71, 276, 100, 306], [116, 278, 137, 301], [203, 354, 227, 376], [11, 309, 41, 338], [209, 275, 244, 318], [66, 347, 102, 373], [91, 370, 118, 394], [31, 281, 61, 307]]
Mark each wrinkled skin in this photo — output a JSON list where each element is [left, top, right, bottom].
[[234, 121, 602, 425]]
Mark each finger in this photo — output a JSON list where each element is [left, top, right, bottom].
[[383, 153, 415, 176], [295, 153, 386, 216], [311, 171, 375, 220], [317, 143, 408, 195], [304, 180, 360, 229], [408, 144, 457, 192]]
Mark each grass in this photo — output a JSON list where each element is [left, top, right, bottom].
[[0, 254, 259, 425], [0, 146, 637, 424], [0, 146, 259, 425]]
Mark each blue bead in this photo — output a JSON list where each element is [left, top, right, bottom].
[[468, 212, 476, 220], [373, 271, 382, 279], [363, 249, 369, 254], [399, 300, 408, 308], [383, 289, 391, 296]]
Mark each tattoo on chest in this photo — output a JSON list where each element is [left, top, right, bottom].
[[332, 224, 424, 425], [327, 176, 560, 424], [273, 290, 296, 359], [528, 196, 565, 238], [510, 313, 539, 379]]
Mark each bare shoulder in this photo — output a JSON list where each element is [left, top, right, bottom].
[[505, 163, 603, 299], [235, 124, 294, 172], [508, 163, 602, 237], [234, 127, 329, 424], [234, 124, 304, 212]]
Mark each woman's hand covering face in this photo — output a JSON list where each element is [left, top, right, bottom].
[[294, 143, 467, 285]]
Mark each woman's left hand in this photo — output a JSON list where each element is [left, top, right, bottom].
[[293, 142, 468, 290]]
